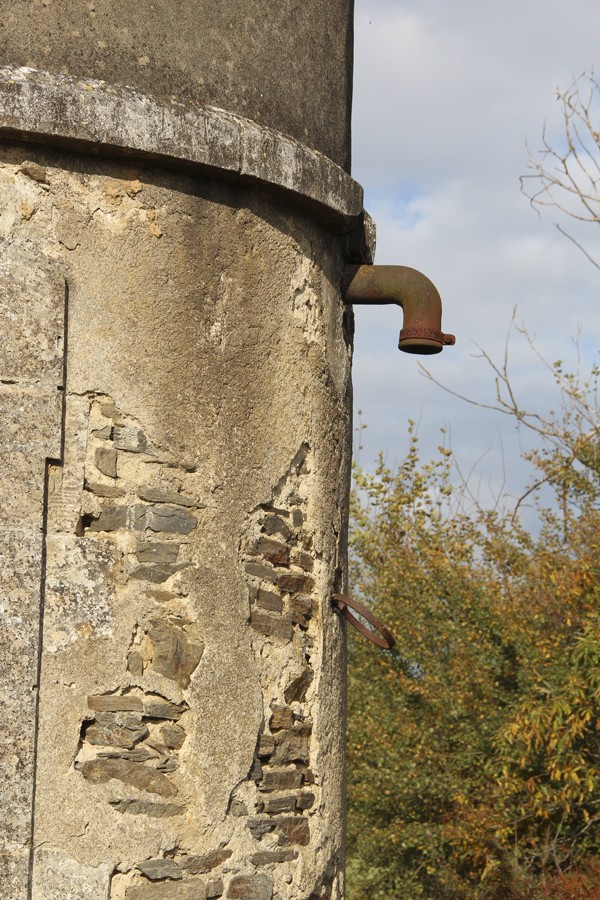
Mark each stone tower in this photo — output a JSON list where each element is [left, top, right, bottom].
[[0, 3, 364, 899]]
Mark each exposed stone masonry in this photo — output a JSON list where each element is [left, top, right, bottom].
[[38, 392, 334, 898], [0, 148, 349, 899], [210, 444, 336, 899], [41, 393, 238, 898]]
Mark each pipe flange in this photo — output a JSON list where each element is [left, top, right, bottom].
[[399, 327, 456, 345]]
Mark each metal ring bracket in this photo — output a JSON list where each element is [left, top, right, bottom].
[[331, 593, 396, 650]]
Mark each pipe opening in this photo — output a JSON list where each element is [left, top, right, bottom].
[[342, 264, 456, 356]]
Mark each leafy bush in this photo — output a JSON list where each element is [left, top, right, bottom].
[[347, 364, 600, 898]]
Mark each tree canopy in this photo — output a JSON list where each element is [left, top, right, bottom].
[[346, 69, 600, 899], [346, 359, 600, 898]]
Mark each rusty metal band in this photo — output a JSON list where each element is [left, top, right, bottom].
[[331, 593, 396, 650], [399, 327, 455, 345]]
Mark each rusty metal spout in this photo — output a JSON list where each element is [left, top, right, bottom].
[[342, 264, 456, 354]]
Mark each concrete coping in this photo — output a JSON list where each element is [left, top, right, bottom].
[[0, 66, 363, 228]]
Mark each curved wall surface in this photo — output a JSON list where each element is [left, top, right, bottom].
[[0, 3, 361, 900], [0, 0, 354, 169]]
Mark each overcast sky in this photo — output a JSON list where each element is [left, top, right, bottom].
[[351, 0, 600, 514]]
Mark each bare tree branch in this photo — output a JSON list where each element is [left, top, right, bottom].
[[555, 223, 600, 271], [522, 72, 600, 267]]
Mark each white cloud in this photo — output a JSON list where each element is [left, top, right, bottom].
[[351, 0, 600, 514]]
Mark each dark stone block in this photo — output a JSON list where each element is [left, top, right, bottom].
[[147, 505, 197, 534], [145, 620, 203, 688], [250, 849, 297, 866], [207, 878, 224, 898], [244, 562, 276, 583], [95, 710, 143, 726], [260, 504, 289, 517], [255, 588, 283, 613], [227, 874, 273, 899], [275, 817, 310, 846], [277, 572, 314, 595], [250, 611, 293, 641], [85, 480, 125, 498], [138, 485, 205, 508], [181, 849, 232, 875], [228, 798, 248, 817], [246, 818, 276, 841], [113, 424, 148, 453], [143, 698, 189, 720], [258, 768, 303, 792], [257, 734, 275, 758], [92, 425, 113, 439], [78, 758, 177, 797], [131, 505, 149, 530], [269, 706, 293, 731], [160, 724, 186, 749], [130, 563, 186, 583], [95, 446, 118, 478], [84, 719, 148, 749], [99, 747, 155, 762], [146, 589, 180, 603], [137, 858, 182, 881], [255, 537, 289, 567], [296, 791, 315, 810], [109, 799, 185, 818], [272, 724, 312, 765], [126, 880, 207, 899], [127, 651, 144, 676], [262, 795, 297, 815], [88, 694, 143, 712], [284, 668, 314, 704], [88, 505, 127, 532], [289, 594, 313, 627], [136, 542, 181, 564], [291, 549, 314, 572], [261, 515, 292, 541]]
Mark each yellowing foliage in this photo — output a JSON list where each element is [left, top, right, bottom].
[[347, 392, 600, 897]]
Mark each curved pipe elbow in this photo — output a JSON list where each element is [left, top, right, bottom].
[[342, 264, 456, 355]]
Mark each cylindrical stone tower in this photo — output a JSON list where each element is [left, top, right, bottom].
[[0, 4, 366, 899]]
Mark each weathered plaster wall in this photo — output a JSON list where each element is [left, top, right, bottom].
[[0, 67, 363, 228], [0, 0, 354, 169], [0, 235, 64, 897], [0, 145, 352, 899]]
